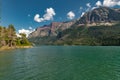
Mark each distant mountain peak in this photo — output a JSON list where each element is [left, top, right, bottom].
[[76, 7, 120, 24]]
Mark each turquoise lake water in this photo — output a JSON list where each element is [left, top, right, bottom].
[[0, 46, 120, 80]]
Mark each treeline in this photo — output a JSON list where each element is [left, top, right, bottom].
[[0, 24, 31, 47], [58, 23, 120, 46], [29, 22, 120, 46], [28, 21, 120, 46]]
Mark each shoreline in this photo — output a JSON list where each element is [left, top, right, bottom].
[[0, 46, 33, 51], [16, 46, 33, 48]]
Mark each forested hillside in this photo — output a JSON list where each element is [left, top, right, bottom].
[[54, 23, 120, 46]]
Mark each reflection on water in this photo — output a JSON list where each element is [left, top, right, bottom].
[[0, 46, 120, 80]]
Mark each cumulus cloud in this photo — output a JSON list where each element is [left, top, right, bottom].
[[118, 1, 120, 5], [43, 8, 56, 20], [18, 27, 35, 37], [34, 8, 56, 23], [96, 1, 102, 7], [34, 14, 44, 22], [94, 0, 120, 7], [103, 0, 120, 7], [67, 11, 75, 19]]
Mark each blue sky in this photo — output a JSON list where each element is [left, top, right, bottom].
[[0, 0, 120, 33]]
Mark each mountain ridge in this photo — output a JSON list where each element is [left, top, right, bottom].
[[76, 7, 120, 24], [28, 7, 120, 45], [28, 20, 76, 38]]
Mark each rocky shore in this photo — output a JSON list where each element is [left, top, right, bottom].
[[0, 46, 33, 51]]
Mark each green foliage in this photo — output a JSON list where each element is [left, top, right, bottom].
[[20, 33, 26, 38], [34, 22, 120, 46], [0, 25, 31, 47], [16, 33, 31, 46], [28, 22, 120, 46], [8, 24, 16, 31], [60, 23, 120, 46]]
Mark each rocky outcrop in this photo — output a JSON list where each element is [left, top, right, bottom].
[[76, 7, 120, 24], [28, 21, 76, 38]]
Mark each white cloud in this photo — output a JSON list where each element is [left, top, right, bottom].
[[96, 1, 102, 7], [34, 8, 56, 23], [67, 11, 75, 19], [103, 0, 120, 7], [118, 1, 120, 5], [81, 12, 85, 17], [18, 28, 35, 37], [34, 14, 45, 23], [43, 8, 56, 20], [86, 3, 91, 8]]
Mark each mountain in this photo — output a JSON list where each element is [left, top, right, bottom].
[[28, 7, 120, 46], [28, 21, 76, 38], [76, 7, 120, 24], [54, 23, 120, 46]]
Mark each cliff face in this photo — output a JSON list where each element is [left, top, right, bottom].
[[76, 7, 120, 24], [28, 21, 75, 38]]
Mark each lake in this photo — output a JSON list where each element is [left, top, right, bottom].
[[0, 46, 120, 80]]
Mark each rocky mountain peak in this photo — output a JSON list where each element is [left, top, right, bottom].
[[76, 7, 120, 24]]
